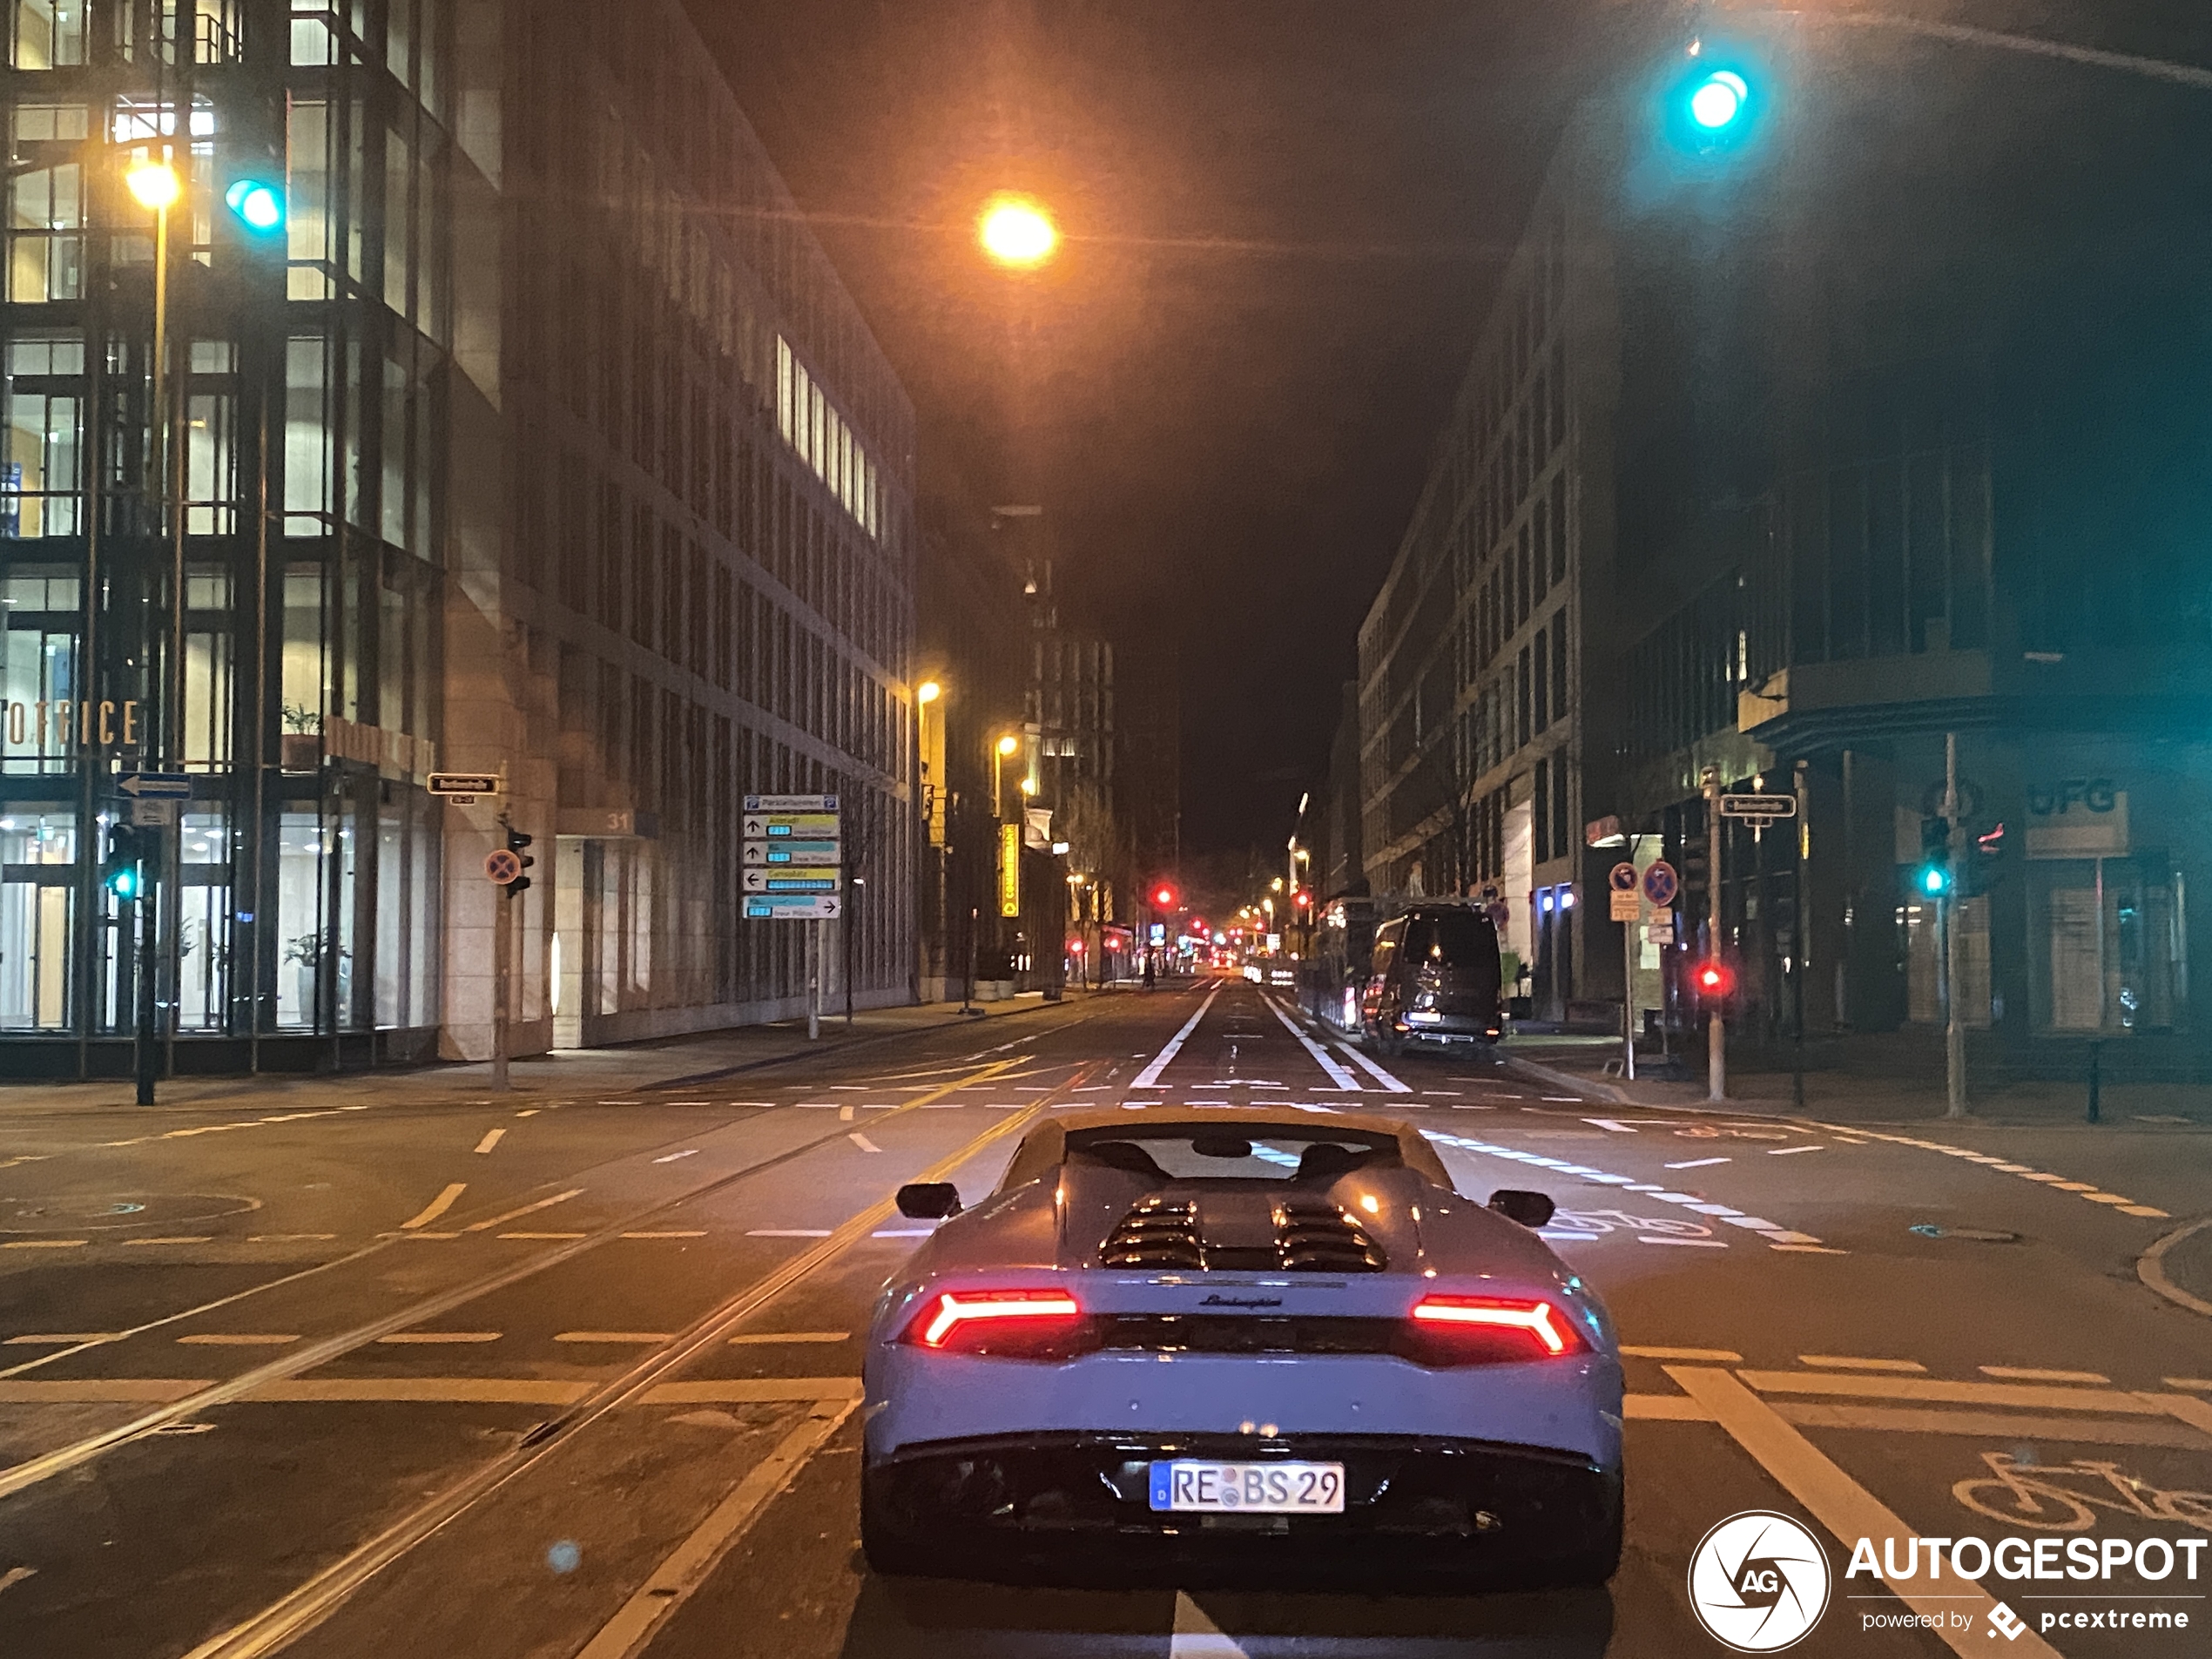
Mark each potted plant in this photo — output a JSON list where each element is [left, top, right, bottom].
[[280, 704, 321, 772]]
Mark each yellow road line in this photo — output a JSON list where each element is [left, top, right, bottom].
[[462, 1189, 583, 1232], [473, 1130, 506, 1155], [400, 1183, 466, 1231], [1668, 1366, 2065, 1659]]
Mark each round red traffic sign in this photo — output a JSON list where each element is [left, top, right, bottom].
[[1608, 861, 1639, 894], [1642, 860, 1679, 907], [484, 848, 523, 885]]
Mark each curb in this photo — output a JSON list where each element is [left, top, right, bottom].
[[1504, 1055, 1629, 1105], [2139, 1216, 2212, 1320]]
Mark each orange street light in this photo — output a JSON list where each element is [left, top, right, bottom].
[[979, 192, 1056, 267]]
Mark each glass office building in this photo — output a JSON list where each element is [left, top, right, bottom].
[[1, 0, 917, 1075]]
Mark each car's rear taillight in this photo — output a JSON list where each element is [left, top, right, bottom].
[[904, 1289, 1088, 1358], [1402, 1295, 1586, 1364]]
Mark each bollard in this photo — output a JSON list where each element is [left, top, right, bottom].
[[2086, 1040, 2101, 1124]]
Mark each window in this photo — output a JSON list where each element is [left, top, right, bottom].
[[10, 0, 84, 66], [7, 156, 81, 301], [1533, 628, 1548, 731], [4, 333, 81, 537], [284, 336, 330, 528], [287, 99, 333, 299]]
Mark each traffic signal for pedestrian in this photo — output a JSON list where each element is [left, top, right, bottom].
[[1662, 44, 1766, 158], [1958, 821, 2009, 899], [225, 177, 286, 234], [506, 826, 535, 894], [102, 825, 146, 901]]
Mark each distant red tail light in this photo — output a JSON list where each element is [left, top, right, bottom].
[[905, 1289, 1086, 1358], [1404, 1295, 1585, 1364]]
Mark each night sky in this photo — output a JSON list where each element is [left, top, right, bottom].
[[691, 0, 1607, 858]]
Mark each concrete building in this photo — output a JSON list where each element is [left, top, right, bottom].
[[0, 0, 916, 1074]]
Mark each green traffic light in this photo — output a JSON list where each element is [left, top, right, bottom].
[[1920, 865, 1951, 896], [107, 865, 141, 900], [1689, 70, 1750, 132], [226, 179, 285, 233]]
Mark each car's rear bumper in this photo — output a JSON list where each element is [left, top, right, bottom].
[[865, 1428, 1619, 1570]]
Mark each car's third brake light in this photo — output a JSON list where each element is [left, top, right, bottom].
[[908, 1289, 1083, 1356], [1406, 1295, 1583, 1361]]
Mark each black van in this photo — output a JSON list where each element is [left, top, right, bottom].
[[1359, 903, 1506, 1056]]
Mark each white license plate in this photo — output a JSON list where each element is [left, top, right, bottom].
[[1148, 1460, 1345, 1514]]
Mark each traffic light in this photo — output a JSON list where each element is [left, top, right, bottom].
[[1692, 958, 1737, 1001], [506, 826, 535, 894], [102, 825, 146, 901], [1687, 68, 1750, 132], [1917, 814, 1952, 898], [1152, 883, 1177, 909], [1662, 44, 1764, 157], [225, 177, 285, 234], [1959, 820, 2009, 899]]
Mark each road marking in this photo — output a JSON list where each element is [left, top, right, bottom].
[[1767, 1144, 1824, 1156], [1642, 1237, 1728, 1247], [0, 1239, 85, 1250], [1979, 1365, 2109, 1385], [473, 1130, 506, 1155], [555, 1332, 671, 1345], [597, 1100, 642, 1106], [250, 1234, 338, 1242], [1666, 1157, 1730, 1169], [1737, 1371, 2168, 1415], [727, 1332, 847, 1345], [1261, 997, 1362, 1090], [622, 1231, 706, 1239], [0, 1567, 33, 1596], [840, 1104, 855, 1122], [178, 1334, 300, 1347], [1169, 1592, 1245, 1657], [401, 1184, 467, 1231], [2166, 1377, 2212, 1392], [375, 1332, 500, 1345], [1621, 1345, 1743, 1362], [651, 1150, 699, 1163], [1585, 1118, 1641, 1133], [1770, 1243, 1849, 1254], [516, 1109, 541, 1118], [1333, 1040, 1412, 1094], [848, 1132, 881, 1153], [1798, 1355, 1927, 1373], [124, 1237, 213, 1246], [499, 1231, 585, 1240], [664, 1101, 709, 1107], [573, 1393, 860, 1659], [1130, 983, 1223, 1088], [1668, 1366, 2066, 1659], [461, 1189, 583, 1232], [872, 1227, 934, 1238], [4, 1333, 123, 1345], [746, 1229, 832, 1238]]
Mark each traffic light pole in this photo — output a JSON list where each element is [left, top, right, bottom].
[[1944, 732, 1966, 1118], [491, 872, 511, 1094], [1705, 766, 1725, 1102], [134, 883, 156, 1104]]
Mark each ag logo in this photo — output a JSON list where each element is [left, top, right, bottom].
[[1687, 1511, 1831, 1651]]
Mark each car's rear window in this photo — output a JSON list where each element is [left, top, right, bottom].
[[1064, 1125, 1402, 1183], [1403, 910, 1493, 966]]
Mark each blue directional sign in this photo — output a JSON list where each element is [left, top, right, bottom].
[[118, 772, 192, 799]]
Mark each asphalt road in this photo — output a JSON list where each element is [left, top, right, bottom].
[[1, 979, 2208, 1658]]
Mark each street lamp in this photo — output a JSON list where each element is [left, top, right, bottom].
[[978, 192, 1057, 268], [993, 732, 1020, 816]]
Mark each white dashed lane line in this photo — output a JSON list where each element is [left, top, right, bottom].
[[1855, 1130, 2171, 1217]]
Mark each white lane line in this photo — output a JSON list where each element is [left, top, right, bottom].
[[1129, 983, 1223, 1089], [1668, 1366, 2065, 1659], [1262, 997, 1362, 1090], [555, 1332, 672, 1345], [123, 1237, 213, 1247], [461, 1189, 583, 1233], [178, 1334, 300, 1347], [839, 1105, 855, 1123], [574, 1394, 860, 1659], [498, 1232, 585, 1241], [848, 1132, 881, 1153], [1799, 1355, 1926, 1373], [516, 1109, 541, 1118], [400, 1184, 467, 1231], [651, 1150, 699, 1164], [745, 1230, 831, 1238], [1768, 1144, 1824, 1156], [1666, 1157, 1730, 1170], [872, 1228, 934, 1238], [473, 1130, 506, 1155], [622, 1231, 706, 1240], [375, 1332, 500, 1345], [1585, 1118, 1642, 1134], [1979, 1366, 2109, 1386], [4, 1333, 124, 1346], [1620, 1345, 1745, 1362], [250, 1234, 338, 1243], [0, 1567, 35, 1597], [1639, 1237, 1728, 1248], [726, 1332, 848, 1345], [1333, 1040, 1411, 1094]]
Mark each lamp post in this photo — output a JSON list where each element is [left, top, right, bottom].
[[915, 679, 941, 1000], [124, 155, 180, 1108]]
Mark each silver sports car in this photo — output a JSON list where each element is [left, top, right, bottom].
[[861, 1108, 1623, 1585]]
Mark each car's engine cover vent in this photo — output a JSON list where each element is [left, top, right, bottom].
[[1099, 1195, 1386, 1272], [1101, 1197, 1204, 1269]]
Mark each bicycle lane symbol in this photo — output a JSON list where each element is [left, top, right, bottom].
[[1953, 1451, 2212, 1533], [1549, 1209, 1718, 1242]]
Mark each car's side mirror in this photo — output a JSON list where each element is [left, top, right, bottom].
[[1487, 1189, 1555, 1229], [896, 1182, 962, 1220]]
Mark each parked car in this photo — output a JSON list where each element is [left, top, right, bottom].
[[1360, 903, 1506, 1055]]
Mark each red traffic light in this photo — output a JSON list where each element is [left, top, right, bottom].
[[1692, 959, 1737, 1000], [1152, 884, 1177, 908], [1293, 889, 1312, 909]]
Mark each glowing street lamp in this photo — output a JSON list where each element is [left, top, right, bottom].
[[126, 158, 182, 210], [978, 192, 1057, 268]]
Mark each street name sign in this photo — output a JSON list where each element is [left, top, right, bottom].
[[744, 793, 838, 813], [118, 772, 191, 799], [1719, 793, 1797, 819], [429, 772, 501, 800], [743, 892, 841, 920]]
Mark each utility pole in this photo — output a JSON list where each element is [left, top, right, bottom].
[[1793, 759, 1810, 1112], [807, 918, 822, 1041], [1705, 765, 1725, 1102], [491, 813, 511, 1093], [1944, 732, 1967, 1118]]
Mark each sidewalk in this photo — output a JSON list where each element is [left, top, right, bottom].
[[1503, 1030, 2212, 1130], [0, 988, 1109, 1117]]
